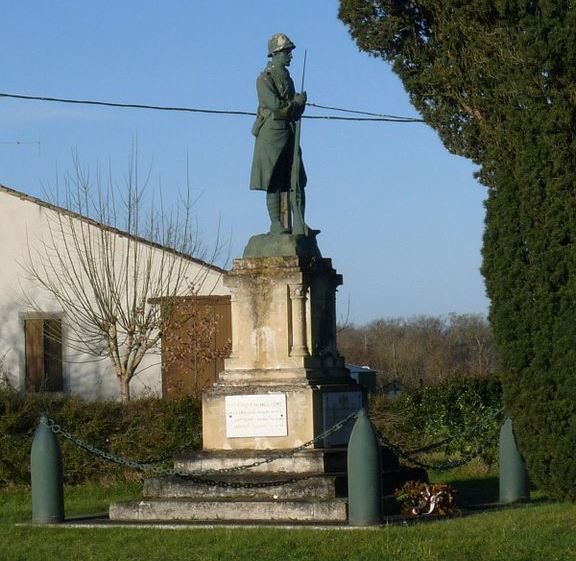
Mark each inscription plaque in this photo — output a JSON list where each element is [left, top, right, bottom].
[[225, 394, 288, 438]]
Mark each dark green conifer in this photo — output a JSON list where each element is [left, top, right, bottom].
[[339, 0, 576, 499]]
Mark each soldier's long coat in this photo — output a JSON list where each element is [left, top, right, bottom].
[[249, 61, 307, 192]]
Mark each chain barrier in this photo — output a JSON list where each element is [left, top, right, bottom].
[[45, 418, 163, 471], [122, 433, 202, 466], [377, 427, 497, 471], [43, 403, 502, 487], [375, 407, 504, 471], [201, 411, 359, 475], [404, 407, 504, 455], [44, 410, 359, 489]]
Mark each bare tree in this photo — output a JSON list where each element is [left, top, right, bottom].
[[0, 349, 14, 390], [23, 154, 224, 401], [338, 314, 498, 388]]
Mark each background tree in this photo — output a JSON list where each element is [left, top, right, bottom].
[[25, 155, 224, 401], [339, 1, 576, 498], [338, 313, 497, 387]]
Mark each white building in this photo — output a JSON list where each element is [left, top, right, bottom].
[[0, 184, 228, 400]]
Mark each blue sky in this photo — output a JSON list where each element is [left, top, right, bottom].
[[0, 1, 489, 324]]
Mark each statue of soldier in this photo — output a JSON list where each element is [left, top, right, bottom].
[[249, 33, 307, 234]]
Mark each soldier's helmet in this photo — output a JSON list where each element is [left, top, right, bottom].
[[267, 33, 296, 56]]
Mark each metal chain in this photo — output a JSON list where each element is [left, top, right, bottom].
[[404, 407, 504, 455], [368, 406, 504, 471], [44, 403, 500, 486], [42, 421, 201, 467], [134, 434, 201, 466], [44, 411, 358, 489], [376, 424, 500, 471], [201, 411, 359, 474]]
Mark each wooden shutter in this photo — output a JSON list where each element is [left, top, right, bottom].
[[25, 319, 44, 391], [44, 319, 63, 391], [25, 318, 63, 392]]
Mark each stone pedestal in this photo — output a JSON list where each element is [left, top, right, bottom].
[[202, 253, 364, 451], [110, 237, 370, 525]]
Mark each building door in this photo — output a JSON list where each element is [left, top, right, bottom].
[[161, 296, 231, 398]]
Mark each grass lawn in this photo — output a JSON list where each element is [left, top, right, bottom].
[[2, 471, 575, 561]]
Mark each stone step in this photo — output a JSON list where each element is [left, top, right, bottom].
[[143, 473, 347, 500], [173, 448, 347, 475], [109, 498, 347, 523]]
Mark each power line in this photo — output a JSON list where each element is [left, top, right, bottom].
[[307, 102, 423, 122], [0, 141, 40, 145], [0, 92, 255, 116], [0, 91, 424, 123], [0, 140, 41, 156], [305, 114, 421, 122]]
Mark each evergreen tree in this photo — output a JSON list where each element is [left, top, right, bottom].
[[339, 0, 576, 499]]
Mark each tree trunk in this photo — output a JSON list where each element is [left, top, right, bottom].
[[118, 375, 131, 402]]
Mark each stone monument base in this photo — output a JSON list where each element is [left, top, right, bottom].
[[109, 447, 426, 523], [110, 448, 349, 523], [109, 244, 428, 524]]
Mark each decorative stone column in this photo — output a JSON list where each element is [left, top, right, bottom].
[[289, 283, 309, 357]]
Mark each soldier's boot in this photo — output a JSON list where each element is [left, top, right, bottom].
[[267, 191, 289, 234]]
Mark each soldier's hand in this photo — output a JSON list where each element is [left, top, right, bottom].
[[294, 91, 307, 106]]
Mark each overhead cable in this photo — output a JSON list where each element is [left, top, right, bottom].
[[307, 102, 423, 122], [0, 91, 424, 123], [0, 92, 255, 116], [0, 141, 40, 145]]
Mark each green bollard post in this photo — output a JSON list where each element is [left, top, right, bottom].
[[347, 408, 382, 526], [31, 414, 64, 523], [499, 417, 529, 504]]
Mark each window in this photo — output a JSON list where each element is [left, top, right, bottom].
[[25, 317, 63, 392]]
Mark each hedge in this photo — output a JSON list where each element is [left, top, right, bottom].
[[0, 389, 201, 486]]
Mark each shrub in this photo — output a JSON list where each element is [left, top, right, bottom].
[[370, 379, 503, 470], [0, 388, 201, 486]]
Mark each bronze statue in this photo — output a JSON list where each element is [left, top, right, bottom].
[[249, 33, 307, 235]]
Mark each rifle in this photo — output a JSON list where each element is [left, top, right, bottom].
[[290, 49, 307, 236]]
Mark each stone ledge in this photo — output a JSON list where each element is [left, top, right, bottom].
[[143, 473, 346, 500], [173, 448, 348, 474], [109, 498, 347, 523], [215, 366, 352, 385]]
